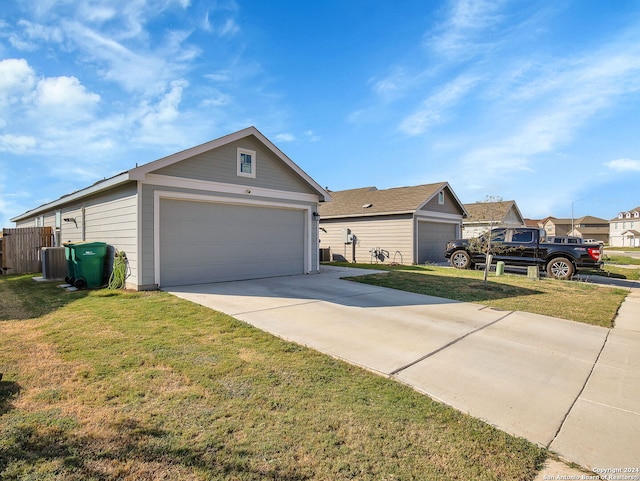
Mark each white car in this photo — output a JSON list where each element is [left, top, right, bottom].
[[583, 238, 605, 246]]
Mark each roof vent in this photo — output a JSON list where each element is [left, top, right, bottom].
[[362, 203, 373, 209]]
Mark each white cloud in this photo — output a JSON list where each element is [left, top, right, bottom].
[[0, 58, 36, 105], [135, 79, 190, 145], [76, 5, 118, 24], [454, 24, 640, 182], [605, 158, 640, 172], [35, 76, 101, 111], [15, 19, 65, 45], [61, 21, 170, 94], [399, 74, 480, 135], [427, 0, 508, 58], [275, 133, 295, 142], [219, 18, 240, 37], [202, 92, 232, 107], [304, 130, 320, 142], [371, 67, 412, 98], [205, 71, 232, 83], [0, 134, 37, 153]]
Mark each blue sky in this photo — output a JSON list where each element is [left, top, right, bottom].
[[1, 0, 640, 228]]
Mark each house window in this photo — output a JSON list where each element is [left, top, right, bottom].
[[237, 148, 256, 178], [438, 191, 444, 204]]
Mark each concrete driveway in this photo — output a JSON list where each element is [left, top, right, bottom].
[[166, 266, 640, 471]]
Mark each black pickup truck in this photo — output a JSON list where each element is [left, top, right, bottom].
[[444, 227, 603, 280]]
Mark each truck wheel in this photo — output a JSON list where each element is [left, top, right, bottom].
[[546, 257, 574, 280], [450, 250, 472, 269]]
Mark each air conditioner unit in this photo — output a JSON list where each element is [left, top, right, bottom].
[[42, 247, 67, 279], [319, 247, 331, 262]]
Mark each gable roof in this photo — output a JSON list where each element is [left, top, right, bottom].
[[611, 206, 640, 221], [463, 200, 523, 224], [318, 182, 467, 219], [575, 215, 609, 224], [543, 217, 572, 226], [543, 216, 609, 228], [128, 126, 328, 201], [11, 126, 329, 222]]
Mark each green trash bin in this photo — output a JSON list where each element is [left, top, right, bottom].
[[65, 241, 108, 289]]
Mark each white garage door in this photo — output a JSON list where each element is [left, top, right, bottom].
[[159, 199, 306, 287], [417, 221, 457, 264]]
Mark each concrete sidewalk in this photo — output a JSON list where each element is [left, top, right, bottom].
[[548, 287, 640, 470], [166, 266, 640, 473]]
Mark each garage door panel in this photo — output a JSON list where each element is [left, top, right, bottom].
[[160, 199, 305, 286], [418, 221, 457, 263]]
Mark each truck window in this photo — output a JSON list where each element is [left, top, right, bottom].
[[511, 231, 534, 243], [490, 230, 506, 242]]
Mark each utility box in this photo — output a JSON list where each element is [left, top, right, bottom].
[[343, 228, 353, 244], [63, 241, 108, 289], [42, 247, 66, 279]]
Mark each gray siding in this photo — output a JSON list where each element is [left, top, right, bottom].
[[503, 208, 524, 226], [154, 136, 316, 195], [419, 188, 462, 215], [319, 215, 414, 264], [13, 183, 139, 287]]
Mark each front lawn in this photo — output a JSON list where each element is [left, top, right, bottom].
[[0, 275, 546, 480], [334, 263, 628, 328]]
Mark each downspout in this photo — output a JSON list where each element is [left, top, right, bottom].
[[414, 214, 418, 264], [81, 206, 86, 241]]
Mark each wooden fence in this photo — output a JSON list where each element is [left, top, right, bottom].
[[1, 227, 53, 275]]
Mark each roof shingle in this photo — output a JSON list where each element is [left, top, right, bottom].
[[319, 183, 449, 218]]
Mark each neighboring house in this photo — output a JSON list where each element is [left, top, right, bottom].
[[567, 216, 610, 244], [11, 127, 330, 289], [318, 183, 467, 264], [542, 216, 609, 244], [541, 217, 573, 237], [461, 200, 525, 238], [609, 207, 640, 247]]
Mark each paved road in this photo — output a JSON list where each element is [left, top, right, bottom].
[[166, 266, 640, 472]]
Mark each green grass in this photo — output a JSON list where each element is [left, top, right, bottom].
[[0, 275, 546, 480], [332, 263, 628, 328], [605, 246, 640, 252], [602, 253, 640, 266], [601, 266, 640, 281]]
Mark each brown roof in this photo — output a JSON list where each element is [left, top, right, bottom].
[[524, 219, 542, 227], [319, 182, 454, 218], [576, 215, 609, 224], [463, 200, 522, 223]]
